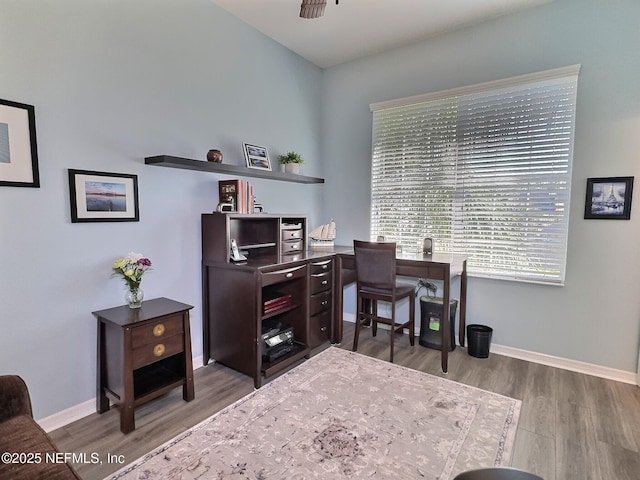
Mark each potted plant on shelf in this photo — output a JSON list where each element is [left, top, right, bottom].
[[277, 151, 304, 174]]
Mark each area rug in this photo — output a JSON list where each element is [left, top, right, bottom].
[[107, 347, 521, 480]]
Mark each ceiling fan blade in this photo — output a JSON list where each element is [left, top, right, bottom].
[[300, 0, 327, 19]]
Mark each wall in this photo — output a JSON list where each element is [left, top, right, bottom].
[[0, 0, 325, 419], [321, 0, 640, 373]]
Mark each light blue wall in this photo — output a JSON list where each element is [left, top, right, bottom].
[[2, 0, 639, 421], [321, 0, 640, 373], [0, 0, 324, 419]]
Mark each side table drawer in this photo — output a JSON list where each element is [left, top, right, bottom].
[[132, 333, 184, 370], [131, 315, 184, 348]]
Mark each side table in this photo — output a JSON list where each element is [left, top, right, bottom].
[[93, 297, 195, 434]]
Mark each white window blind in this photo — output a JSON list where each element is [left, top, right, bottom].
[[370, 65, 580, 285]]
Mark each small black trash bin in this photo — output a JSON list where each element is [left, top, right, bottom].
[[466, 324, 493, 358]]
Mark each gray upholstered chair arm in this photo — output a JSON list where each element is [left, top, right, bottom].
[[0, 375, 33, 423]]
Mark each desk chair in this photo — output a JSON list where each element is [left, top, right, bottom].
[[453, 467, 543, 480], [352, 240, 415, 362]]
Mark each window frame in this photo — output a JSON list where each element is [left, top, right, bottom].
[[369, 65, 580, 286]]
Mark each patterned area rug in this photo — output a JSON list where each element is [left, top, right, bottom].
[[107, 347, 521, 480]]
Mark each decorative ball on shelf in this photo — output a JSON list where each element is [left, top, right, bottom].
[[207, 149, 223, 163]]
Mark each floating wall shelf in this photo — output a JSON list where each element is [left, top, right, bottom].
[[145, 155, 324, 184]]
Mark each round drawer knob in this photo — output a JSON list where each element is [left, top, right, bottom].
[[153, 344, 166, 357], [153, 324, 165, 337]]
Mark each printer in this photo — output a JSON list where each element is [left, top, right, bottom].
[[261, 319, 294, 362]]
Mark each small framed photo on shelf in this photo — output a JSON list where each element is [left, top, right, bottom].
[[68, 169, 139, 223], [243, 143, 271, 171], [0, 98, 40, 188], [584, 176, 634, 220]]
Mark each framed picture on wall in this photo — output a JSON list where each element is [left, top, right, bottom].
[[0, 98, 40, 187], [243, 143, 271, 171], [68, 169, 139, 223], [584, 176, 634, 220]]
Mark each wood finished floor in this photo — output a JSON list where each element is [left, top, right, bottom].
[[50, 322, 640, 480]]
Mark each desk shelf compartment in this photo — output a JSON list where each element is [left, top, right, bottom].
[[261, 341, 309, 378], [260, 265, 309, 369], [202, 213, 307, 264]]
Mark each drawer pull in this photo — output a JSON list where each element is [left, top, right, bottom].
[[153, 344, 166, 357], [320, 327, 327, 332], [153, 324, 165, 337], [322, 280, 328, 285], [322, 264, 328, 269], [286, 272, 293, 278], [321, 300, 328, 306]]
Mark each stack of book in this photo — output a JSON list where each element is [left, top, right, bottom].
[[263, 294, 292, 315], [218, 179, 255, 214]]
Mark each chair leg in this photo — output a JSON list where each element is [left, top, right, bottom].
[[353, 295, 362, 352], [389, 308, 395, 363], [371, 300, 378, 336], [409, 295, 415, 346]]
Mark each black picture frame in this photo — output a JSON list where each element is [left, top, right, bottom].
[[584, 176, 634, 220], [0, 98, 40, 187], [68, 169, 139, 223], [243, 142, 271, 171]]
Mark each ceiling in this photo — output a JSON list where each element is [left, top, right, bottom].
[[208, 0, 554, 68]]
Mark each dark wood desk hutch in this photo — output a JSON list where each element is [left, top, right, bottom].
[[202, 213, 338, 388]]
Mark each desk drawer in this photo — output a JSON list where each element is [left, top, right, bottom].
[[261, 263, 307, 287], [131, 316, 184, 349], [310, 271, 332, 294], [282, 240, 303, 253], [310, 291, 331, 316], [132, 333, 184, 369], [281, 228, 303, 241], [310, 259, 332, 275], [309, 310, 331, 349]]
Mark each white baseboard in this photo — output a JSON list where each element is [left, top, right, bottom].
[[37, 355, 205, 432], [344, 314, 638, 385], [489, 344, 638, 385]]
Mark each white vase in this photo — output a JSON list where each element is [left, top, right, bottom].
[[284, 163, 301, 174]]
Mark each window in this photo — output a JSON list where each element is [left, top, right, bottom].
[[370, 65, 580, 285]]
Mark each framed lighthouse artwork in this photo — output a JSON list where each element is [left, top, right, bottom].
[[584, 176, 634, 220]]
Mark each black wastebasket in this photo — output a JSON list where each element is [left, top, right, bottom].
[[466, 324, 493, 358]]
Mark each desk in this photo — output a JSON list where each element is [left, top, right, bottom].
[[333, 251, 467, 373]]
